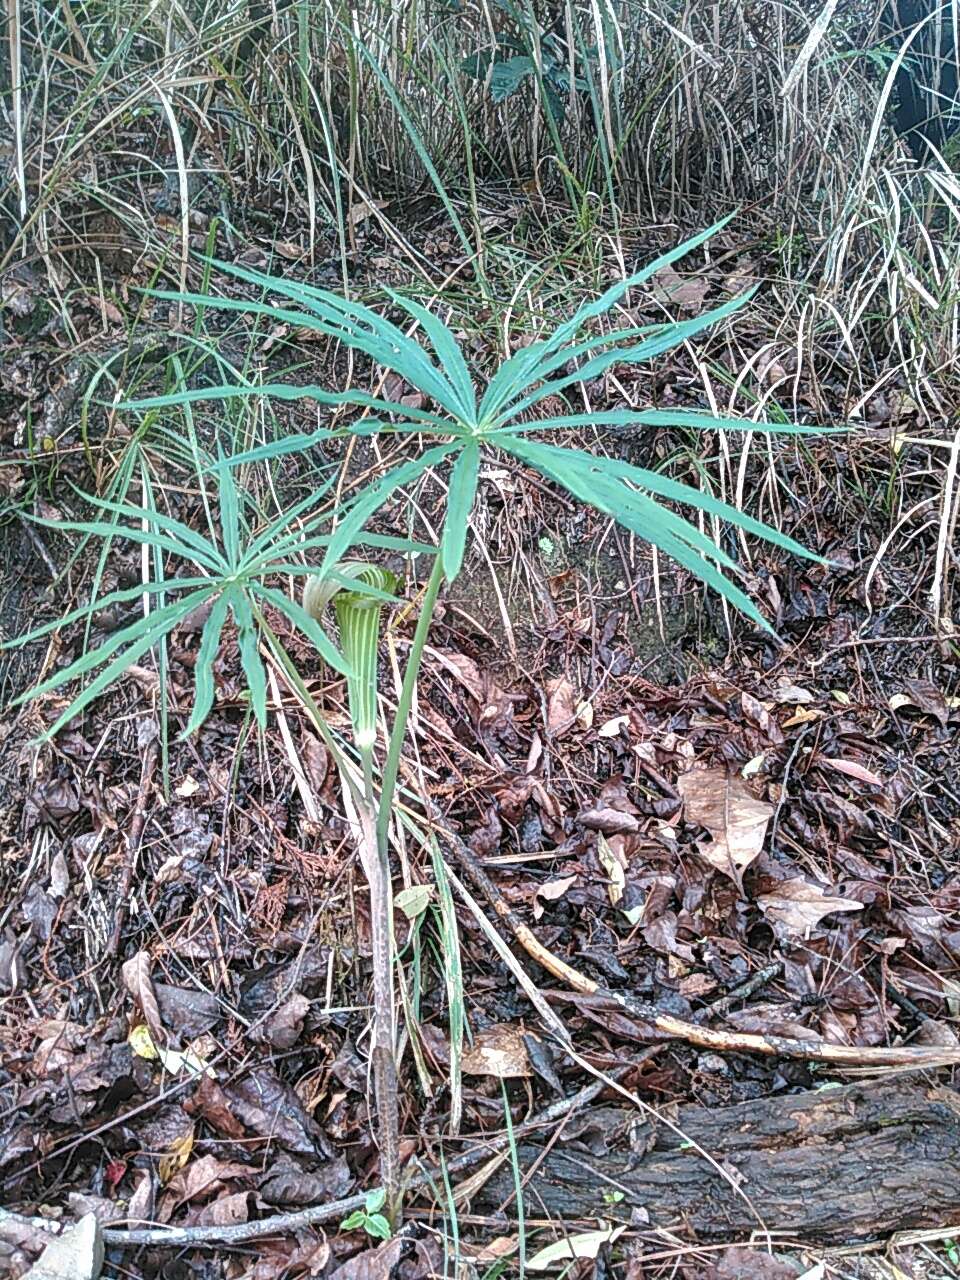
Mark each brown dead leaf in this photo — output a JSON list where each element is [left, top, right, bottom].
[[121, 951, 164, 1044], [165, 1154, 251, 1205], [818, 757, 884, 787], [757, 877, 863, 938], [194, 1190, 253, 1226], [329, 1237, 407, 1280], [706, 1245, 799, 1280], [898, 678, 951, 727], [651, 264, 709, 312], [259, 1155, 352, 1206], [428, 648, 484, 703], [224, 1067, 330, 1156], [533, 874, 577, 919], [577, 807, 640, 835], [781, 706, 825, 727], [545, 675, 577, 736], [462, 1024, 531, 1078], [184, 1075, 247, 1140], [677, 767, 773, 884]]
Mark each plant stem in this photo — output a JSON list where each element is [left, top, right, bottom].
[[376, 552, 445, 856], [359, 741, 402, 1227]]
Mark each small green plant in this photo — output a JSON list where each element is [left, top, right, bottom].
[[461, 5, 589, 126], [8, 215, 830, 1226], [340, 1188, 392, 1241]]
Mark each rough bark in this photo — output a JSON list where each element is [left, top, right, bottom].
[[474, 1079, 960, 1242]]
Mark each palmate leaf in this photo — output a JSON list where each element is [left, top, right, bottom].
[[477, 215, 736, 422], [72, 216, 834, 752]]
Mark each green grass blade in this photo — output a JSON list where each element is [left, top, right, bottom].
[[441, 442, 479, 582]]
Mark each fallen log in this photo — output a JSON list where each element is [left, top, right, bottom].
[[473, 1078, 960, 1242]]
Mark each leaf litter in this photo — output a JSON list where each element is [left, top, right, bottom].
[[1, 228, 959, 1279]]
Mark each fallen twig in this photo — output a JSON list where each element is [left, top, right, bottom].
[[442, 829, 960, 1069], [90, 1070, 623, 1248]]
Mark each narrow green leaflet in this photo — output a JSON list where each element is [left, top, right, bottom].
[[494, 290, 756, 425], [491, 408, 837, 437], [132, 286, 464, 416], [184, 589, 234, 736], [503, 437, 820, 563], [13, 588, 212, 738], [477, 215, 734, 421], [2, 578, 210, 649], [320, 442, 459, 575], [385, 289, 477, 423], [123, 382, 445, 430], [441, 442, 479, 581], [254, 583, 354, 677], [232, 590, 270, 729], [500, 436, 783, 631]]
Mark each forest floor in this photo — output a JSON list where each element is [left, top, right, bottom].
[[1, 205, 960, 1280]]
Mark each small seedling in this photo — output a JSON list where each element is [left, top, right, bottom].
[[340, 1188, 392, 1241]]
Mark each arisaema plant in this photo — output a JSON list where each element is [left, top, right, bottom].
[[7, 214, 829, 1224]]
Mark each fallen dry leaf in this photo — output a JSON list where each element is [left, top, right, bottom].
[[677, 767, 773, 884], [165, 1153, 251, 1206], [757, 877, 863, 938], [533, 874, 578, 919], [462, 1024, 531, 1078], [781, 705, 825, 727], [121, 951, 164, 1045], [598, 714, 630, 737], [545, 675, 577, 736], [818, 757, 884, 787]]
